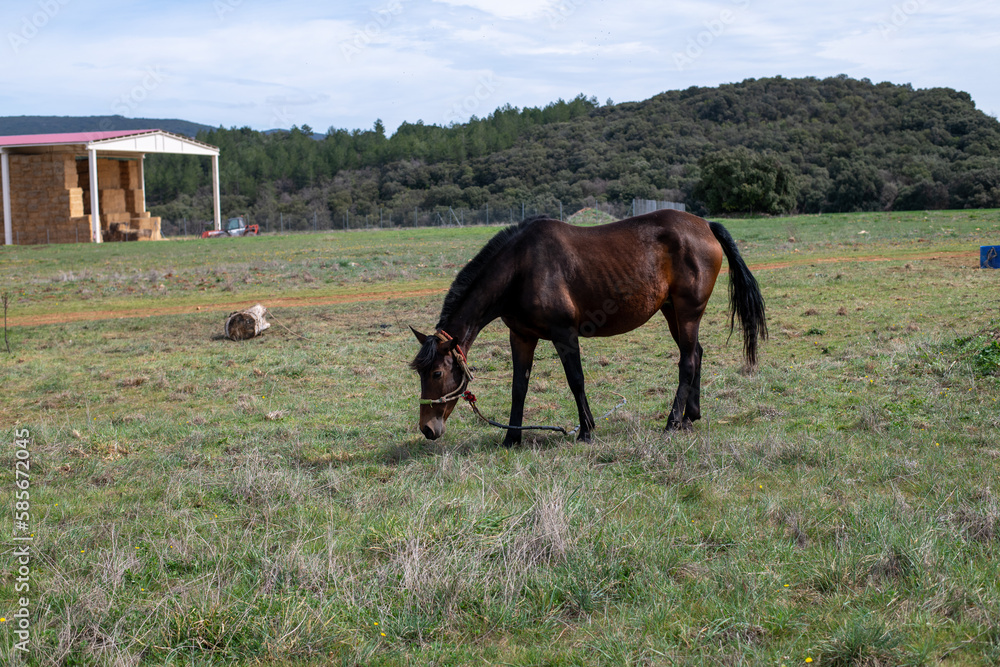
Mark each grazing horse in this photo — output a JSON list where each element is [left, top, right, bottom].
[[410, 209, 767, 446]]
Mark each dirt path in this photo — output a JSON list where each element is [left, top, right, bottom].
[[5, 250, 976, 327], [6, 287, 447, 327]]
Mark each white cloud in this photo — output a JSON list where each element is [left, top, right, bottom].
[[2, 0, 999, 132], [431, 0, 557, 21]]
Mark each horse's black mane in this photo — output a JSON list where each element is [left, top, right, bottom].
[[435, 216, 550, 328], [410, 336, 438, 372]]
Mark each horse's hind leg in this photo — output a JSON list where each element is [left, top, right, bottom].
[[686, 341, 704, 422], [661, 302, 704, 430]]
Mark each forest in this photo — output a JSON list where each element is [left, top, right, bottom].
[[142, 75, 1000, 229]]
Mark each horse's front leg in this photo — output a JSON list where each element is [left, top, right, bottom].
[[505, 330, 538, 447], [552, 329, 595, 442]]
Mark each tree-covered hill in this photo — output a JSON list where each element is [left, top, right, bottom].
[[0, 115, 213, 138], [140, 75, 1000, 224]]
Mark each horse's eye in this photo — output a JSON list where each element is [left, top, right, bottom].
[[432, 371, 443, 379]]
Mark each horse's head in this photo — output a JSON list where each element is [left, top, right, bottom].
[[409, 327, 471, 439]]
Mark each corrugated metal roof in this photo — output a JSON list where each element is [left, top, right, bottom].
[[0, 129, 157, 147], [0, 128, 217, 153]]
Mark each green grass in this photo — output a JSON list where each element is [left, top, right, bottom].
[[1, 210, 999, 665], [1, 209, 996, 322], [0, 226, 496, 321]]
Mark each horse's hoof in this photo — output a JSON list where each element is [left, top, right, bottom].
[[577, 432, 593, 443], [501, 437, 519, 448], [664, 419, 693, 432]]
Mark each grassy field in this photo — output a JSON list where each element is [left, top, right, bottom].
[[1, 210, 999, 665]]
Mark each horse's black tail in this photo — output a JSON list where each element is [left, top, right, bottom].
[[709, 221, 768, 367]]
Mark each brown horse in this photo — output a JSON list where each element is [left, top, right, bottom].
[[410, 209, 767, 446]]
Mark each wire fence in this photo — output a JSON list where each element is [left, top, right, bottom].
[[632, 198, 686, 215], [158, 199, 686, 238]]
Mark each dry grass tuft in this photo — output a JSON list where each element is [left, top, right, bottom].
[[671, 561, 711, 583], [230, 449, 310, 509], [525, 485, 572, 564], [865, 546, 916, 584], [766, 503, 810, 547], [396, 536, 473, 626], [855, 404, 888, 434], [97, 547, 142, 590], [236, 394, 257, 414], [951, 505, 998, 544]]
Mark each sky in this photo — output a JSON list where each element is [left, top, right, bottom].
[[1, 0, 999, 135]]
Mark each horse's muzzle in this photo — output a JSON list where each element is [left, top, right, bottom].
[[420, 420, 444, 440]]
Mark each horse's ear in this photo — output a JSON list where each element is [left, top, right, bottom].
[[443, 337, 459, 352], [410, 326, 429, 344]]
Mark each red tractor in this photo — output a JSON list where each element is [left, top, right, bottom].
[[202, 215, 259, 238]]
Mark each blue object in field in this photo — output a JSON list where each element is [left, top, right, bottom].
[[982, 246, 1000, 269]]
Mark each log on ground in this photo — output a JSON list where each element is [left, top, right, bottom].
[[225, 304, 271, 340]]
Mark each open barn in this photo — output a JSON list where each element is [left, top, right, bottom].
[[0, 129, 221, 245]]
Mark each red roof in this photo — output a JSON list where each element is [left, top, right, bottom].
[[0, 129, 160, 148]]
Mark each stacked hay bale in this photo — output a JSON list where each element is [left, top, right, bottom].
[[77, 157, 161, 242], [122, 160, 161, 241], [2, 154, 91, 244], [2, 152, 161, 245]]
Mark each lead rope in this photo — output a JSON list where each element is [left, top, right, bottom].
[[461, 389, 627, 436], [419, 330, 627, 435], [266, 308, 309, 341]]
